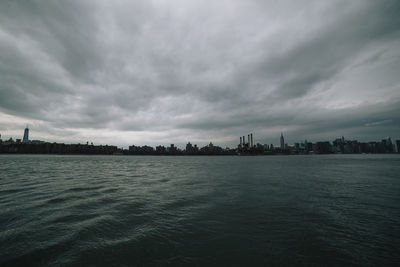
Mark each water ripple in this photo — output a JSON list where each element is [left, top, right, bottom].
[[0, 154, 399, 266]]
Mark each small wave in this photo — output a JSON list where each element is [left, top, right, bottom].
[[66, 186, 103, 192], [46, 196, 71, 204], [0, 188, 25, 194], [50, 213, 98, 224], [99, 187, 119, 194]]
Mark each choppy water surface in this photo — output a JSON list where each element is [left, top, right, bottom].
[[0, 154, 399, 266]]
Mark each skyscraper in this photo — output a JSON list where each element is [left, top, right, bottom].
[[280, 132, 284, 150], [23, 127, 29, 143]]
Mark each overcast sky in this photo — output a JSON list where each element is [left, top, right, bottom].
[[0, 0, 399, 148]]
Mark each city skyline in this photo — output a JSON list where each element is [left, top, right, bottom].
[[1, 1, 400, 148], [1, 126, 398, 154], [1, 126, 398, 155]]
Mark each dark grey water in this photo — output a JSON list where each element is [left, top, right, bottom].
[[0, 154, 399, 266]]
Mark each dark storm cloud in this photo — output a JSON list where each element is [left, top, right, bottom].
[[235, 1, 400, 101], [0, 0, 399, 147]]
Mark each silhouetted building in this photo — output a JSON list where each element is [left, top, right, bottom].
[[316, 141, 332, 154], [200, 142, 224, 154], [256, 143, 263, 150], [359, 142, 370, 153], [128, 145, 154, 154], [156, 145, 166, 154], [186, 142, 193, 152], [382, 137, 393, 153], [305, 142, 312, 152], [280, 133, 284, 150], [185, 142, 199, 154], [333, 137, 345, 153], [23, 127, 29, 143], [168, 144, 178, 154]]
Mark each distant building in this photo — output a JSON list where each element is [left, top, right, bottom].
[[280, 133, 284, 150], [168, 144, 177, 154], [384, 137, 393, 153], [186, 142, 193, 152], [31, 140, 46, 144], [23, 127, 29, 143], [316, 141, 332, 154], [185, 142, 198, 154], [306, 142, 313, 152], [156, 145, 166, 153]]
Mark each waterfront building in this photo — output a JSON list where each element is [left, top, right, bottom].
[[168, 144, 177, 154], [156, 145, 166, 153], [186, 142, 198, 154], [316, 141, 332, 154], [186, 142, 193, 151], [383, 137, 393, 152], [23, 127, 29, 143], [280, 133, 284, 150]]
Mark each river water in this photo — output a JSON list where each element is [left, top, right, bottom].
[[0, 154, 399, 266]]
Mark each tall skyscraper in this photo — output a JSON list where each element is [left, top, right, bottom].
[[280, 132, 284, 150], [23, 127, 29, 143]]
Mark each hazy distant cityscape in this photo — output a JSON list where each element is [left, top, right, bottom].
[[0, 127, 399, 155]]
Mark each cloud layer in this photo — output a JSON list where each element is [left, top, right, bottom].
[[1, 0, 399, 147]]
